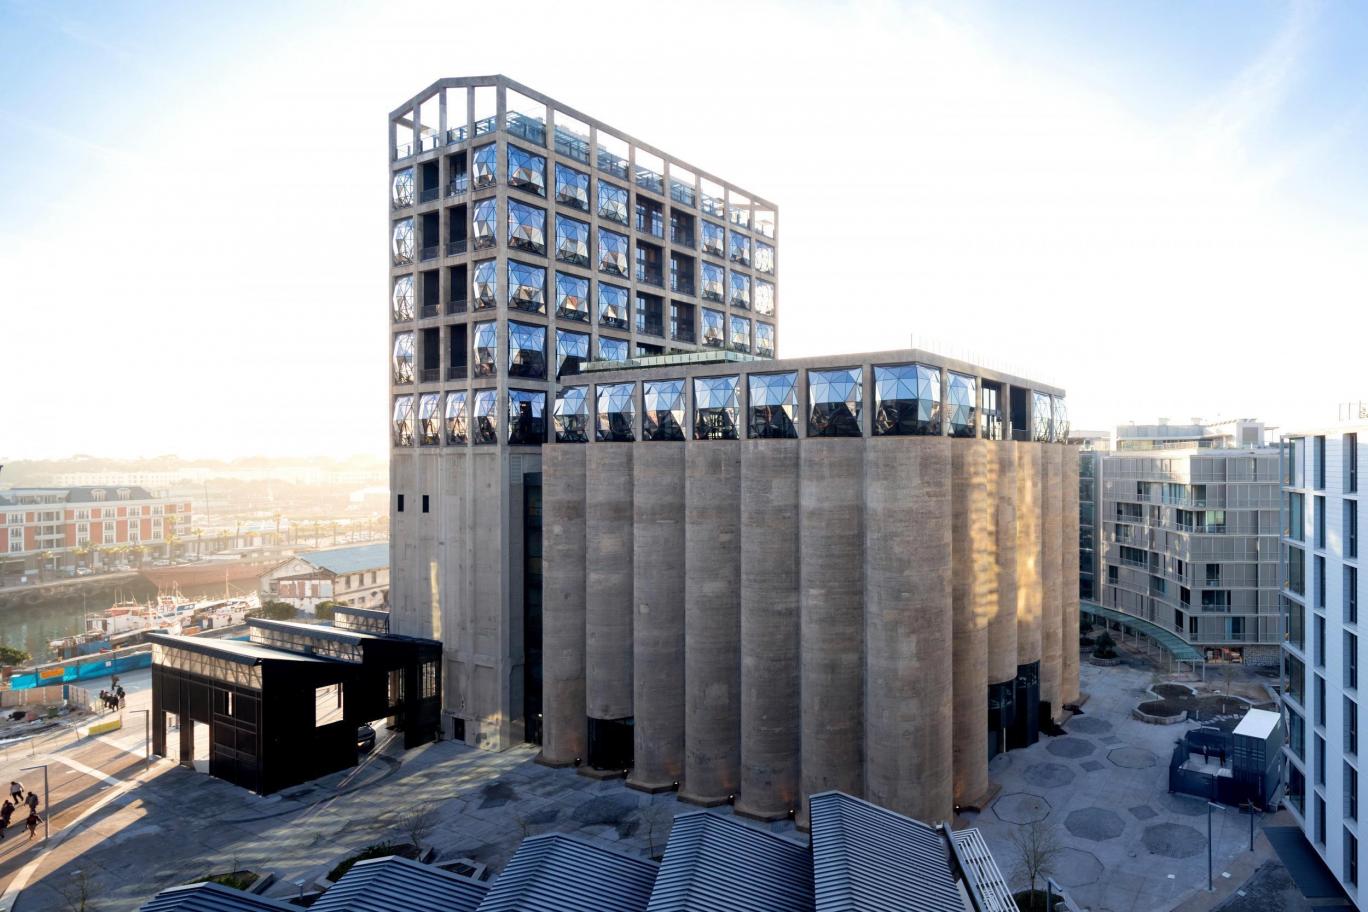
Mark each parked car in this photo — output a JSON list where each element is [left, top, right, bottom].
[[75, 567, 91, 577], [357, 724, 377, 753]]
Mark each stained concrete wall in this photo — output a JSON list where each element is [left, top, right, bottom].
[[951, 438, 992, 807], [1040, 445, 1063, 718], [540, 446, 586, 765], [1061, 445, 1082, 706], [988, 442, 1019, 686], [864, 437, 953, 823], [630, 444, 686, 789], [1015, 443, 1043, 667], [585, 446, 633, 721]]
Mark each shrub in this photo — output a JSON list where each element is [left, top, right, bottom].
[[1093, 632, 1117, 659], [327, 842, 414, 882], [251, 600, 296, 621]]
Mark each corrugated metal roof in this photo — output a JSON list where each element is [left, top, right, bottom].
[[140, 882, 297, 912], [147, 632, 335, 666], [310, 855, 488, 912], [951, 828, 1020, 912], [646, 811, 813, 912], [808, 791, 963, 912], [297, 543, 389, 575], [475, 833, 657, 912]]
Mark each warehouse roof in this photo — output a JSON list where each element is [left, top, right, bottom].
[[646, 812, 812, 912], [309, 855, 488, 912], [475, 834, 658, 912], [297, 543, 389, 575], [140, 882, 294, 912]]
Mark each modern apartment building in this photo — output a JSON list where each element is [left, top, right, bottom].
[[1092, 420, 1282, 665], [387, 77, 778, 750], [1281, 425, 1364, 903]]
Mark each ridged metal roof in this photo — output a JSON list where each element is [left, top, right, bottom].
[[309, 855, 489, 912], [140, 883, 296, 912], [646, 811, 813, 912], [808, 791, 964, 912], [474, 833, 658, 912]]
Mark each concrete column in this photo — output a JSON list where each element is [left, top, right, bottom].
[[951, 438, 992, 808], [736, 440, 801, 821], [864, 437, 953, 824], [540, 446, 586, 765], [585, 446, 633, 722], [987, 442, 1018, 686], [1061, 445, 1082, 706], [799, 439, 865, 825], [629, 443, 686, 791], [1040, 445, 1063, 720], [682, 442, 741, 805], [1016, 443, 1043, 667]]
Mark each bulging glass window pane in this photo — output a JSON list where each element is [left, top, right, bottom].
[[392, 395, 414, 446], [643, 379, 685, 441], [728, 230, 751, 266], [472, 144, 497, 189], [556, 215, 590, 266], [472, 321, 497, 377], [598, 283, 629, 328], [392, 218, 414, 264], [418, 393, 441, 445], [755, 322, 775, 358], [507, 145, 546, 197], [555, 163, 589, 210], [754, 279, 775, 316], [472, 389, 499, 444], [693, 375, 740, 440], [873, 364, 941, 436], [947, 371, 976, 438], [392, 275, 415, 321], [508, 389, 546, 445], [556, 329, 589, 377], [596, 383, 636, 442], [1052, 395, 1069, 442], [702, 221, 725, 257], [598, 228, 628, 276], [556, 273, 590, 322], [809, 368, 862, 437], [392, 332, 415, 384], [508, 321, 546, 379], [748, 372, 798, 438], [598, 182, 628, 224], [472, 199, 498, 250], [729, 316, 751, 353], [755, 241, 775, 274], [1033, 391, 1054, 442], [507, 260, 546, 313], [701, 263, 725, 302], [701, 308, 725, 348], [554, 386, 590, 443], [729, 273, 751, 310], [391, 168, 414, 208], [445, 391, 468, 444], [472, 259, 497, 309], [598, 335, 628, 362], [508, 200, 546, 255]]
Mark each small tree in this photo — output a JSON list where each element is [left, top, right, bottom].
[[58, 869, 96, 912], [404, 801, 441, 854], [315, 600, 342, 622], [1093, 632, 1117, 659], [643, 803, 675, 859], [251, 600, 296, 621], [0, 645, 31, 666], [1010, 820, 1064, 911]]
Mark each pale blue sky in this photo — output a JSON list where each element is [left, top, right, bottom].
[[2, 0, 1365, 457]]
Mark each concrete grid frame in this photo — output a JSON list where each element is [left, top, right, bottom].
[[539, 347, 1078, 828]]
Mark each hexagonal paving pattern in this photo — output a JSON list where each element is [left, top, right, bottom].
[[1046, 737, 1096, 759], [1022, 762, 1075, 789], [1067, 715, 1113, 735], [1143, 821, 1207, 858], [1161, 793, 1209, 817], [992, 792, 1052, 824], [1051, 847, 1105, 887], [1064, 806, 1126, 841], [1080, 760, 1105, 772], [1129, 804, 1158, 820], [1108, 746, 1158, 769]]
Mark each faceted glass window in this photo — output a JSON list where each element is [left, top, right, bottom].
[[596, 382, 636, 442], [472, 389, 498, 444], [507, 260, 546, 313], [472, 144, 497, 189], [1033, 391, 1054, 442], [754, 279, 775, 316], [556, 272, 589, 322], [693, 375, 740, 440], [556, 329, 589, 377], [701, 263, 725, 303], [755, 322, 775, 358], [472, 199, 498, 250], [472, 259, 497, 310], [392, 274, 415, 321], [555, 163, 589, 211], [598, 282, 630, 328], [507, 145, 546, 197], [507, 321, 546, 379], [1052, 395, 1070, 441], [598, 228, 629, 277], [392, 218, 414, 265], [391, 167, 414, 208], [701, 221, 725, 257], [748, 372, 798, 438], [445, 391, 468, 444], [729, 315, 751, 353], [642, 379, 686, 441], [946, 371, 976, 438], [392, 332, 415, 384], [392, 395, 414, 446], [728, 231, 751, 266], [729, 272, 751, 309], [701, 308, 725, 348], [873, 364, 941, 436], [417, 392, 441, 445], [755, 241, 775, 274], [554, 386, 590, 443], [555, 215, 590, 267], [598, 182, 629, 225], [809, 368, 863, 437], [472, 321, 497, 377], [508, 200, 546, 255], [507, 389, 546, 445], [598, 335, 628, 362]]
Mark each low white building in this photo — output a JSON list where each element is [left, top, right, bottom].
[[259, 542, 390, 614]]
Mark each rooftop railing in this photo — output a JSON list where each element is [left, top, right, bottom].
[[506, 113, 546, 146], [474, 116, 497, 137], [446, 125, 468, 145], [635, 167, 664, 195], [597, 149, 628, 180], [670, 181, 695, 207], [555, 127, 591, 164]]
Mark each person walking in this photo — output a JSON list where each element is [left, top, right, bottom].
[[9, 781, 23, 806], [117, 685, 126, 709], [24, 791, 37, 815], [0, 799, 13, 834], [24, 810, 40, 840]]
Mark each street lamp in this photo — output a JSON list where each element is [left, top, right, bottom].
[[128, 708, 151, 770], [1207, 801, 1224, 891], [20, 763, 48, 843]]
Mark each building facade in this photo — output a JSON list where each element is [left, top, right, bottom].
[[259, 543, 390, 613], [0, 486, 192, 577], [1281, 425, 1364, 903], [1092, 421, 1282, 665], [539, 348, 1077, 825], [387, 76, 779, 750]]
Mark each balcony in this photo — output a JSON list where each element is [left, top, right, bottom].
[[637, 267, 663, 288], [636, 318, 664, 338], [394, 142, 414, 161], [419, 187, 440, 204], [474, 116, 497, 137], [670, 229, 694, 248], [419, 245, 439, 262], [448, 175, 470, 197], [447, 297, 467, 315], [672, 327, 695, 344], [420, 368, 440, 383], [446, 240, 467, 256], [420, 133, 441, 153], [421, 303, 439, 319], [670, 277, 694, 296], [447, 365, 467, 380], [446, 125, 468, 145]]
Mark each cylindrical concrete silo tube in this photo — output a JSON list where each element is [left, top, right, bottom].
[[540, 445, 587, 766], [585, 445, 635, 757], [951, 438, 992, 808]]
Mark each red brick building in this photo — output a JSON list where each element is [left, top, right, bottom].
[[1, 486, 192, 576]]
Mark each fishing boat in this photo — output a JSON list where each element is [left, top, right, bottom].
[[47, 589, 259, 659]]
